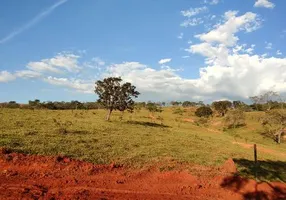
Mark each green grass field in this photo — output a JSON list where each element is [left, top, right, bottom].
[[0, 108, 285, 182]]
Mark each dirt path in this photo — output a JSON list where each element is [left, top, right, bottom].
[[0, 148, 285, 200], [232, 141, 286, 158]]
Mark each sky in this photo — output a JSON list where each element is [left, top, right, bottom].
[[0, 0, 285, 103]]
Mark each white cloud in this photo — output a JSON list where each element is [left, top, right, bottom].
[[15, 70, 42, 79], [179, 9, 286, 100], [0, 71, 16, 82], [254, 0, 275, 9], [265, 42, 273, 50], [181, 6, 208, 17], [277, 50, 282, 55], [195, 11, 261, 46], [182, 56, 190, 59], [158, 58, 172, 65], [181, 18, 204, 27], [0, 0, 68, 44], [44, 76, 93, 94], [101, 57, 286, 101], [92, 57, 105, 66], [204, 0, 220, 5], [27, 53, 80, 74], [177, 33, 184, 39]]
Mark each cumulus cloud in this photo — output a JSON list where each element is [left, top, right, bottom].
[[0, 71, 16, 82], [195, 11, 261, 47], [100, 56, 286, 102], [27, 53, 80, 73], [254, 0, 275, 8], [15, 70, 42, 79], [181, 10, 285, 100], [158, 58, 172, 65], [44, 76, 93, 94]]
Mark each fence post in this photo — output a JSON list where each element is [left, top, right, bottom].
[[254, 144, 258, 180]]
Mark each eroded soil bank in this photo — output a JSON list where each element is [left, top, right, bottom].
[[0, 148, 285, 200]]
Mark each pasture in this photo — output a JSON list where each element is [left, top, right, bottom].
[[0, 107, 285, 182]]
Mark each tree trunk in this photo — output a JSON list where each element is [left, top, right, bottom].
[[106, 109, 112, 121], [277, 132, 281, 144], [119, 111, 124, 121], [275, 129, 283, 144]]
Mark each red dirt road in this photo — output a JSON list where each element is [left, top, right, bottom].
[[0, 148, 285, 200]]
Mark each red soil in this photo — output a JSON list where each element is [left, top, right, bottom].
[[0, 148, 285, 200]]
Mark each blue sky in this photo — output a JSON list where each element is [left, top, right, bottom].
[[0, 0, 285, 103]]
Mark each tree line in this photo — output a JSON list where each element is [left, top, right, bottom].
[[0, 100, 105, 110]]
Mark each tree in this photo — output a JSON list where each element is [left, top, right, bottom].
[[250, 91, 281, 111], [262, 109, 286, 144], [195, 106, 213, 118], [212, 101, 232, 116], [182, 101, 197, 107], [95, 77, 140, 121], [28, 99, 41, 109], [170, 101, 181, 106], [233, 101, 251, 111], [260, 91, 279, 111], [249, 96, 260, 111], [146, 102, 162, 113], [224, 110, 246, 129]]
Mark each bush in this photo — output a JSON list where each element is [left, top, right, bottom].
[[195, 106, 213, 118], [195, 117, 209, 126], [224, 110, 246, 129], [173, 108, 185, 115]]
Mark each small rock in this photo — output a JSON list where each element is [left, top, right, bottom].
[[116, 180, 124, 184]]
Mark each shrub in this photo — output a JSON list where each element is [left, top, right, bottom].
[[195, 117, 209, 126], [224, 110, 246, 129], [173, 108, 185, 115], [195, 106, 213, 118]]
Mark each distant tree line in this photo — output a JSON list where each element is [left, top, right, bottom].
[[1, 99, 285, 112], [0, 100, 105, 110]]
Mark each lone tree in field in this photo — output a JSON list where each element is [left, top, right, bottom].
[[212, 100, 232, 117], [95, 77, 140, 121]]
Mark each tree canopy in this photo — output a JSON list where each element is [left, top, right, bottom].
[[95, 77, 140, 120], [212, 100, 232, 117]]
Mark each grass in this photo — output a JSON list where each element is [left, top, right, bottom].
[[0, 107, 285, 181]]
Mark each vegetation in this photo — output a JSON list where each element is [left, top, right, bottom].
[[224, 109, 246, 129], [262, 109, 286, 144], [0, 85, 286, 182], [94, 77, 140, 121], [212, 101, 232, 117], [195, 106, 213, 118], [146, 102, 163, 113]]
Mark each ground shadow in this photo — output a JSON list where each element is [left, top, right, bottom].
[[220, 159, 286, 200], [126, 121, 169, 128], [233, 159, 286, 183]]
